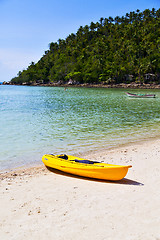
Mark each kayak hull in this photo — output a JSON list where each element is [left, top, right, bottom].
[[42, 154, 132, 181]]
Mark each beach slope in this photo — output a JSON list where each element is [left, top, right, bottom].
[[0, 139, 160, 240]]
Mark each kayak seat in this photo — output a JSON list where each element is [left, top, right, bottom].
[[58, 154, 68, 160]]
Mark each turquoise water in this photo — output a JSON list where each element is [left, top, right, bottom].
[[0, 85, 160, 171]]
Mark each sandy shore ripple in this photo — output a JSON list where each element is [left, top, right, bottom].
[[0, 138, 160, 240]]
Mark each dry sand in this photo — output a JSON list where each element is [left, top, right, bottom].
[[0, 138, 160, 240]]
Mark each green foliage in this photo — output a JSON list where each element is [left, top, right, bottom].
[[11, 8, 160, 85], [65, 72, 82, 82]]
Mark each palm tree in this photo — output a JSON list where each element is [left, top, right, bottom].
[[108, 16, 113, 24], [99, 17, 104, 26], [114, 16, 120, 24], [90, 21, 97, 31]]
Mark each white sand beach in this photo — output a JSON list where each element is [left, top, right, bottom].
[[0, 138, 160, 240]]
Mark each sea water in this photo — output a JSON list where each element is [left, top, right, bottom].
[[0, 85, 160, 171]]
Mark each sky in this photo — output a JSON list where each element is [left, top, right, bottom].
[[0, 0, 159, 82]]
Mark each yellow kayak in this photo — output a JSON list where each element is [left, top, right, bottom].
[[42, 154, 132, 181]]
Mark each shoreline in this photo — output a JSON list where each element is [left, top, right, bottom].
[[0, 136, 160, 177], [0, 137, 160, 239], [2, 82, 160, 89], [1, 135, 160, 177]]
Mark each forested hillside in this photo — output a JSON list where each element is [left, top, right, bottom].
[[11, 8, 160, 85]]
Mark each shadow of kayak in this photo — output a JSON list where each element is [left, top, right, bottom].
[[46, 166, 143, 186]]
